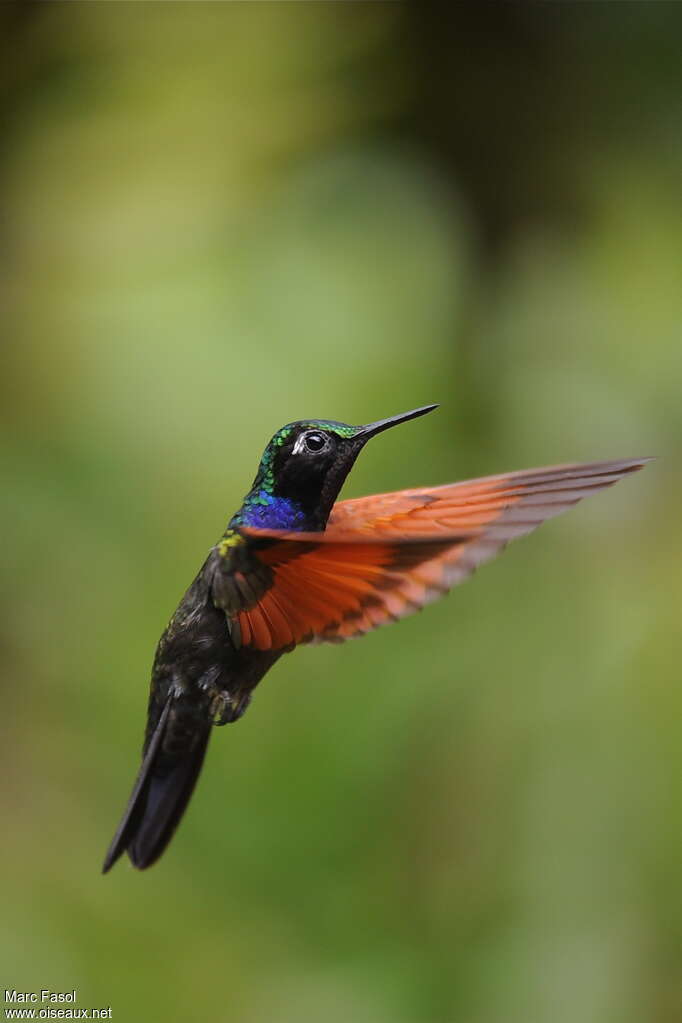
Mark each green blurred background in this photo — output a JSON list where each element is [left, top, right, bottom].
[[2, 4, 681, 1022]]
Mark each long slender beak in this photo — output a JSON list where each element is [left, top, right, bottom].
[[356, 404, 439, 441]]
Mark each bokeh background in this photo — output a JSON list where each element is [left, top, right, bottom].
[[2, 5, 681, 1022]]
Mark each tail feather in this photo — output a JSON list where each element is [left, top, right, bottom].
[[103, 697, 211, 872]]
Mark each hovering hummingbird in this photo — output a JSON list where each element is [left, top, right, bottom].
[[103, 405, 649, 871]]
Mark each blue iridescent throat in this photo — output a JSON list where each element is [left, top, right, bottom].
[[231, 492, 308, 530]]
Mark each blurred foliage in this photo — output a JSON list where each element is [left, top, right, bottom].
[[1, 5, 681, 1023]]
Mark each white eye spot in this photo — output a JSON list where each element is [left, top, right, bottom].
[[293, 431, 328, 455], [304, 432, 326, 452]]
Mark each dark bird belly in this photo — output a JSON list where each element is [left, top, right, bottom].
[[102, 564, 282, 872], [148, 566, 282, 742]]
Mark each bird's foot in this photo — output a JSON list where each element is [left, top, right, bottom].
[[208, 688, 252, 725]]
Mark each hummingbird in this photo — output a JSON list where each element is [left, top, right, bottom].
[[103, 405, 649, 871]]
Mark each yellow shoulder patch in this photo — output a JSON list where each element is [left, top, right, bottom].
[[217, 530, 244, 558]]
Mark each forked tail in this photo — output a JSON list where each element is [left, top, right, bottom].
[[103, 697, 211, 872]]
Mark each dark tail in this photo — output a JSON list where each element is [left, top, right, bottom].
[[103, 697, 212, 872]]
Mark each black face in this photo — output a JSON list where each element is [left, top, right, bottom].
[[248, 406, 438, 531], [272, 424, 361, 527]]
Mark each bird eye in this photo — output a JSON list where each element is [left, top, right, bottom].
[[304, 432, 326, 452]]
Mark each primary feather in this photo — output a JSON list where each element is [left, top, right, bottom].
[[226, 458, 651, 649]]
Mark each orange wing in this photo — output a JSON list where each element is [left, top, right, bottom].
[[226, 459, 649, 651]]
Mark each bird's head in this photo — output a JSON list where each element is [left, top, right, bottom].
[[242, 404, 438, 530]]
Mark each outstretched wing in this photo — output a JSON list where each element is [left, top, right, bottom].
[[213, 459, 649, 651]]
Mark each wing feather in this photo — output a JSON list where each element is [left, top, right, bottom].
[[214, 458, 650, 650]]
